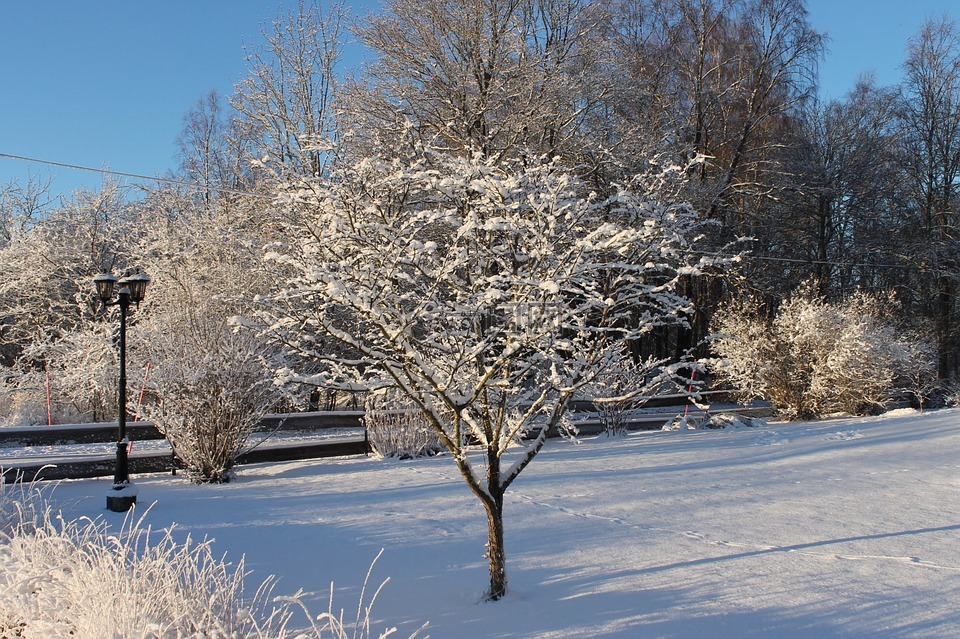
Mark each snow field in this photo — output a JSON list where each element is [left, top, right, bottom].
[[41, 408, 960, 638]]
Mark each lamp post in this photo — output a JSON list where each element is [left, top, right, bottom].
[[94, 271, 150, 512]]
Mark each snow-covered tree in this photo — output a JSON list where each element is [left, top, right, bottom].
[[0, 182, 142, 423], [711, 285, 938, 419], [261, 149, 726, 599], [133, 191, 281, 483]]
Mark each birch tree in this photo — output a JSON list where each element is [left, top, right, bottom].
[[175, 90, 262, 220], [261, 149, 727, 599]]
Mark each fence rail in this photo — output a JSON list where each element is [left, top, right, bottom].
[[0, 401, 768, 483], [0, 411, 367, 482], [0, 411, 365, 448]]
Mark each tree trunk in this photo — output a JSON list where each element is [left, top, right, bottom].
[[484, 490, 507, 600], [938, 274, 955, 378]]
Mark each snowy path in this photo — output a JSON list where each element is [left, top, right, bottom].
[[45, 408, 960, 638]]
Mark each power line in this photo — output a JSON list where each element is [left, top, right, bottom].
[[0, 152, 933, 275], [0, 152, 276, 201]]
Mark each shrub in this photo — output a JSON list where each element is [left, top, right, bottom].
[[364, 390, 444, 459], [365, 409, 446, 459], [582, 358, 691, 436], [138, 313, 278, 484], [943, 382, 960, 408], [0, 378, 51, 427], [711, 285, 937, 419], [24, 327, 121, 424], [0, 480, 424, 639]]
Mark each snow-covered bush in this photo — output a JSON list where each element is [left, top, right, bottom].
[[138, 312, 276, 484], [0, 483, 423, 639], [0, 376, 50, 427], [942, 383, 960, 408], [134, 210, 281, 484], [583, 358, 691, 436], [365, 391, 444, 459], [20, 327, 122, 424], [711, 286, 937, 419], [663, 412, 764, 431], [0, 515, 269, 638]]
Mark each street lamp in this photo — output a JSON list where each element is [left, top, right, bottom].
[[94, 270, 151, 512]]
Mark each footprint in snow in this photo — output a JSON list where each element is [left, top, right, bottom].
[[753, 431, 786, 446], [829, 430, 864, 441]]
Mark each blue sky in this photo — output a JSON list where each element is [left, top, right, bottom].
[[1, 0, 957, 201]]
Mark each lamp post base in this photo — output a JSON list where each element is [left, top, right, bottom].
[[106, 482, 138, 512]]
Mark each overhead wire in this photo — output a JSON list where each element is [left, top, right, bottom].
[[0, 151, 928, 274], [0, 151, 276, 201]]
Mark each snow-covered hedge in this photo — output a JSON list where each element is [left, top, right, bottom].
[[663, 413, 765, 431], [711, 286, 937, 419]]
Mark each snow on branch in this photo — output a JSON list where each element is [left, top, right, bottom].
[[261, 151, 726, 474]]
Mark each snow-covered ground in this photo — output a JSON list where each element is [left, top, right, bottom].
[[44, 408, 960, 638]]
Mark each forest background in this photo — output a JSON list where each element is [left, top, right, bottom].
[[3, 0, 960, 426]]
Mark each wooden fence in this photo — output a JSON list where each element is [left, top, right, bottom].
[[0, 396, 769, 482], [0, 411, 367, 482]]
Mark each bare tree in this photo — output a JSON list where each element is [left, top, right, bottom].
[[0, 175, 55, 248], [601, 0, 823, 213], [345, 0, 602, 164], [177, 91, 245, 210], [596, 0, 823, 355], [175, 91, 267, 229], [231, 0, 346, 180], [897, 15, 960, 377], [769, 80, 902, 298]]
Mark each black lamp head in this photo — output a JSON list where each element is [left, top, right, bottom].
[[120, 272, 151, 305], [93, 273, 119, 302]]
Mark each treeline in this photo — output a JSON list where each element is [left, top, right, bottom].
[[2, 0, 959, 424]]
